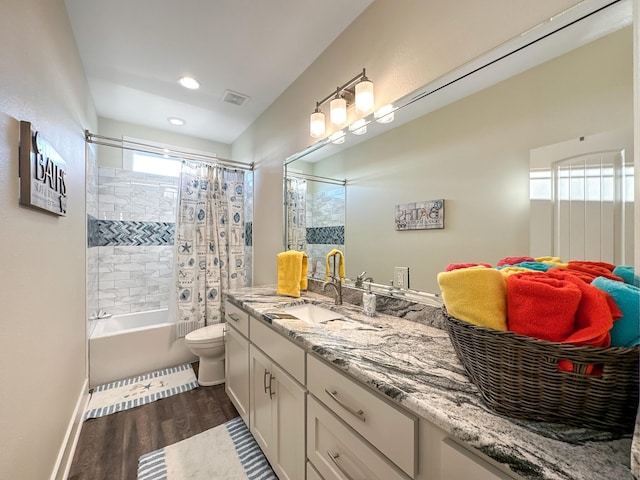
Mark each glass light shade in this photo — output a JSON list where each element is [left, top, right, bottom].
[[355, 79, 374, 114], [348, 118, 367, 135], [310, 110, 326, 138], [330, 130, 346, 144], [330, 97, 347, 126], [374, 104, 395, 124]]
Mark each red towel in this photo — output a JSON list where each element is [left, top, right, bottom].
[[506, 272, 581, 342], [547, 267, 593, 284], [568, 260, 616, 271], [497, 256, 535, 267], [445, 262, 492, 271], [567, 261, 623, 282], [546, 270, 620, 347]]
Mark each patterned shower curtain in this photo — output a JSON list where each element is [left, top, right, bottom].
[[175, 161, 246, 338], [286, 177, 307, 251]]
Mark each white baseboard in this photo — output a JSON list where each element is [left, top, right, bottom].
[[50, 377, 90, 480]]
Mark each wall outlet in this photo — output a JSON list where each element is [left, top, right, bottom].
[[394, 267, 410, 289]]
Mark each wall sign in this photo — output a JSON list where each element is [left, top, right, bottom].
[[395, 199, 444, 231], [19, 121, 67, 216]]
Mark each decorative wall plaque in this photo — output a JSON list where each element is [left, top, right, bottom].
[[395, 199, 444, 231], [19, 121, 67, 216]]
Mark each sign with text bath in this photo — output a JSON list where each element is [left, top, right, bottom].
[[395, 199, 444, 231], [18, 121, 67, 216]]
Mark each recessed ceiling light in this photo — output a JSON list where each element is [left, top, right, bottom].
[[168, 117, 185, 126], [178, 76, 200, 89]]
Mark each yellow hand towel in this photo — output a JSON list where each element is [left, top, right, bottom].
[[499, 266, 536, 277], [437, 266, 507, 331], [277, 250, 309, 297], [324, 249, 345, 281], [535, 256, 568, 268]]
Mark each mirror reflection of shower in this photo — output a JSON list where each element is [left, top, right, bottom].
[[284, 171, 345, 279]]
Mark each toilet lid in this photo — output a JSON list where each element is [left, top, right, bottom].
[[185, 323, 225, 343]]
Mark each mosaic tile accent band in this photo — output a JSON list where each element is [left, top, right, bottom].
[[88, 216, 174, 247], [306, 226, 344, 245], [88, 215, 253, 248]]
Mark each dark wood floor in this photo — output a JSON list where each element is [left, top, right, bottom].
[[68, 366, 238, 480]]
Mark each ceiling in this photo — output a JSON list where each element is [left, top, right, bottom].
[[64, 0, 374, 145]]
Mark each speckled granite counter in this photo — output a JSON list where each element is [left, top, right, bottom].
[[224, 285, 635, 480]]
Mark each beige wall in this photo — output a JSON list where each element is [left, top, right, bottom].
[[232, 0, 581, 285], [0, 1, 97, 479], [96, 117, 232, 168]]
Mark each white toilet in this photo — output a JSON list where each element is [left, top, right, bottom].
[[185, 323, 226, 386]]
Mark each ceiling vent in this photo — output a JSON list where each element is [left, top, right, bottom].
[[222, 89, 250, 107]]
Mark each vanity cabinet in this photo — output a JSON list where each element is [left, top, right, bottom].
[[441, 438, 516, 480], [224, 300, 250, 424], [248, 320, 306, 480]]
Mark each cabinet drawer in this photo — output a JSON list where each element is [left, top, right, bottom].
[[307, 354, 417, 478], [307, 461, 324, 480], [441, 438, 517, 480], [224, 299, 249, 337], [308, 396, 409, 480], [250, 316, 305, 384]]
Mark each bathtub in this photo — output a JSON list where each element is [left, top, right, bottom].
[[89, 309, 196, 388]]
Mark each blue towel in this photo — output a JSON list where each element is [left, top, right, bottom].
[[613, 265, 639, 287], [510, 261, 552, 272], [592, 276, 640, 347]]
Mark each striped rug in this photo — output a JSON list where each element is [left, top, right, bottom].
[[84, 364, 198, 420], [137, 416, 278, 480]]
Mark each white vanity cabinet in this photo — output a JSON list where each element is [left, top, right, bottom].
[[249, 318, 306, 480], [441, 438, 517, 480], [224, 300, 250, 424]]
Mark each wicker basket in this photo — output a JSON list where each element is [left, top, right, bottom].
[[443, 309, 639, 432]]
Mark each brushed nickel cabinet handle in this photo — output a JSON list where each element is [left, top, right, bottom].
[[269, 374, 276, 399], [263, 369, 270, 394], [327, 450, 356, 480], [324, 389, 366, 422], [228, 313, 241, 322]]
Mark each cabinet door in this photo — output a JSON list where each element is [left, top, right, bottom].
[[249, 345, 275, 456], [225, 324, 250, 424], [441, 438, 516, 480], [272, 362, 306, 480]]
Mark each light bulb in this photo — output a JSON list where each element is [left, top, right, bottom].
[[178, 76, 200, 89], [355, 78, 374, 114], [310, 109, 326, 138], [330, 96, 347, 127]]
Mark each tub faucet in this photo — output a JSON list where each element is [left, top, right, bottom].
[[323, 276, 343, 305]]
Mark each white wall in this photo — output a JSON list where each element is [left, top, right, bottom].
[[0, 1, 97, 479], [96, 117, 232, 168], [232, 0, 581, 285]]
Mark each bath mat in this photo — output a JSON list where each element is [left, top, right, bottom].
[[137, 416, 278, 480], [84, 364, 198, 420]]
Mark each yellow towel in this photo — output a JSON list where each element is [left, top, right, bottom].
[[277, 250, 309, 297], [324, 249, 345, 281], [437, 266, 507, 330], [499, 266, 536, 277], [535, 256, 568, 268]]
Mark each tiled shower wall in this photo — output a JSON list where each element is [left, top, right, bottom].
[[306, 186, 345, 278], [89, 168, 179, 316], [87, 165, 254, 318]]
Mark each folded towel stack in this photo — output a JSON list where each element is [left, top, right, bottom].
[[276, 250, 308, 298], [437, 266, 507, 330]]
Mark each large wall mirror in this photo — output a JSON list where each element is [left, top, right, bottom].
[[284, 0, 634, 294]]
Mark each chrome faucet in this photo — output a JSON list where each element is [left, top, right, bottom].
[[355, 271, 374, 288], [323, 276, 343, 305]]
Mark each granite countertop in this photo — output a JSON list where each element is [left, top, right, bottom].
[[224, 285, 635, 480]]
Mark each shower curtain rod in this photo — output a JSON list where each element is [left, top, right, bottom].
[[286, 171, 346, 186], [85, 130, 254, 171]]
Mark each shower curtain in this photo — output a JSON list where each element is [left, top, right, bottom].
[[286, 177, 307, 251], [175, 161, 246, 337]]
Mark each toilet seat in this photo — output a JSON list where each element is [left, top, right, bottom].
[[185, 323, 225, 345]]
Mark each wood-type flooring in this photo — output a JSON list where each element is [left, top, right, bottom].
[[68, 366, 238, 480]]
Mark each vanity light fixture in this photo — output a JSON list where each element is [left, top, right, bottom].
[[168, 117, 186, 126], [348, 118, 368, 135], [178, 76, 200, 90], [310, 68, 374, 138], [329, 130, 346, 144], [374, 104, 395, 124]]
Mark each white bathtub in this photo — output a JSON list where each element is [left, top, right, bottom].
[[89, 309, 196, 388]]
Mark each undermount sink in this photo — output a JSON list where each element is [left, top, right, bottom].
[[283, 303, 343, 323]]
